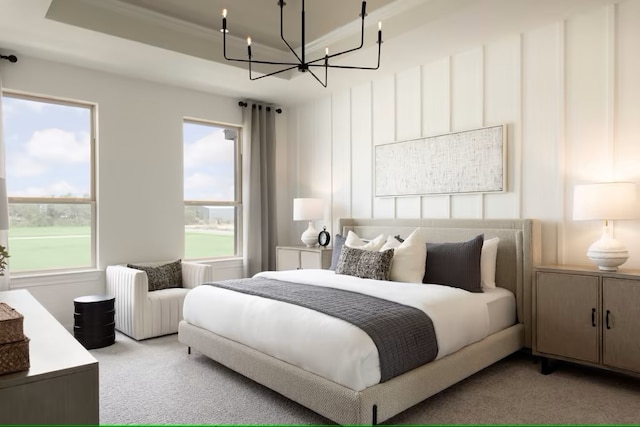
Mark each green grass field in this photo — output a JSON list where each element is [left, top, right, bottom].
[[8, 227, 235, 272]]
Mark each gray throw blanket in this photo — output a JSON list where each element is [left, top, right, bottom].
[[205, 277, 438, 382]]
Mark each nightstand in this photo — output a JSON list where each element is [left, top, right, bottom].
[[533, 265, 640, 378], [276, 246, 332, 271]]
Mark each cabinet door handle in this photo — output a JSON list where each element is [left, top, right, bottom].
[[591, 308, 596, 327], [606, 309, 611, 329]]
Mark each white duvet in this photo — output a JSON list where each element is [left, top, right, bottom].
[[183, 269, 497, 391]]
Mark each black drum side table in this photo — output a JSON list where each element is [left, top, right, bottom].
[[73, 295, 115, 349]]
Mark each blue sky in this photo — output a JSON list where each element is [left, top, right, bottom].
[[2, 96, 91, 198], [183, 121, 236, 202]]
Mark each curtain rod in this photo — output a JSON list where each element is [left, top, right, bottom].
[[238, 101, 282, 114], [0, 54, 18, 63]]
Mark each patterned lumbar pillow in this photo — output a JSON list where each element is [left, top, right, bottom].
[[127, 260, 183, 291], [335, 246, 394, 281]]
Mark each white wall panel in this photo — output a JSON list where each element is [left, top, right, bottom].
[[331, 90, 352, 236], [614, 0, 640, 269], [351, 82, 373, 218], [372, 75, 395, 146], [484, 36, 520, 219], [372, 75, 396, 217], [422, 58, 451, 137], [396, 197, 421, 219], [564, 6, 610, 267], [522, 22, 564, 264], [313, 97, 333, 234], [422, 196, 450, 218], [451, 194, 483, 219], [451, 48, 483, 131], [396, 66, 422, 141]]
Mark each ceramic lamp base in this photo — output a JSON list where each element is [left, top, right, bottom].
[[587, 224, 629, 271], [300, 221, 319, 247]]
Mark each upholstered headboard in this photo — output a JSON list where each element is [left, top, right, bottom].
[[338, 218, 541, 348]]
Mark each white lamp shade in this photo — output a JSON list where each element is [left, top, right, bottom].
[[293, 198, 323, 221], [573, 182, 637, 221]]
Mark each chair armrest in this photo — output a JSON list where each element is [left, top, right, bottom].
[[106, 265, 150, 301], [181, 262, 213, 289]]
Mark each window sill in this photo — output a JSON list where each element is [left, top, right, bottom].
[[9, 269, 102, 289]]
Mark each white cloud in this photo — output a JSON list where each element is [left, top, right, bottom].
[[12, 181, 83, 197], [184, 132, 234, 169], [27, 128, 90, 164], [8, 153, 46, 178], [184, 172, 233, 200]]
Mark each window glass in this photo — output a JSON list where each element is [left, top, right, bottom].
[[2, 94, 95, 272], [184, 120, 240, 259]]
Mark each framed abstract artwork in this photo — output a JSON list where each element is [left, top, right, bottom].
[[374, 124, 506, 197]]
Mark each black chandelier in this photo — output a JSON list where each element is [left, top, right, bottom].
[[221, 0, 382, 87]]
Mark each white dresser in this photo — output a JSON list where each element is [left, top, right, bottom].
[[0, 289, 99, 424]]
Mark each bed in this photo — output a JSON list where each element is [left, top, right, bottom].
[[178, 218, 541, 424]]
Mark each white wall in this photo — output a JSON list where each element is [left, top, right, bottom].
[[287, 1, 640, 270], [2, 56, 255, 326]]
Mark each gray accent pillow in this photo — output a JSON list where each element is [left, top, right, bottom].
[[329, 234, 346, 271], [335, 246, 394, 281], [422, 234, 484, 293], [127, 260, 183, 291]]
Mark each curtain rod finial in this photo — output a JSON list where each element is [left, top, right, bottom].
[[0, 54, 18, 63]]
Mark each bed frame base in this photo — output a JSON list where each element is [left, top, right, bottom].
[[179, 320, 524, 425]]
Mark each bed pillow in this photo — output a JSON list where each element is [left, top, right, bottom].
[[380, 228, 426, 283], [335, 246, 394, 281], [481, 237, 500, 289], [422, 234, 484, 293], [329, 233, 347, 271], [345, 230, 386, 251], [127, 260, 183, 291]]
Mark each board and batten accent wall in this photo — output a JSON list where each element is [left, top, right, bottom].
[[288, 1, 640, 269]]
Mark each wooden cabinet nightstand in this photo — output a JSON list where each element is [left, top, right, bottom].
[[533, 265, 640, 377], [276, 246, 332, 271]]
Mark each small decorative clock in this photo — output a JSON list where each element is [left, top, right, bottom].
[[318, 226, 331, 247]]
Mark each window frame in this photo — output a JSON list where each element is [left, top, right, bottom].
[[183, 117, 243, 260], [3, 91, 97, 274]]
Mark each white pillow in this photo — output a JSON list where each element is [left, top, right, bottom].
[[345, 231, 385, 251], [380, 228, 426, 283], [481, 237, 500, 289]]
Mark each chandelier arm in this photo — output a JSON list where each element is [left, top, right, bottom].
[[279, 0, 303, 64], [225, 57, 305, 67], [249, 64, 300, 81], [307, 40, 381, 70], [306, 67, 327, 88]]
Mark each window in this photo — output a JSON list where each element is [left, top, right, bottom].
[[2, 93, 95, 273], [183, 119, 241, 259]]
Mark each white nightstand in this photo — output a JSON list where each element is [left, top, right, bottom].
[[275, 246, 332, 271]]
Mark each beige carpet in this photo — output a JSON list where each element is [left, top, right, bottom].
[[91, 332, 640, 425]]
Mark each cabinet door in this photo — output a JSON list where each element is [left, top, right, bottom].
[[602, 278, 640, 373], [536, 272, 599, 364], [276, 248, 300, 271], [300, 251, 322, 269]]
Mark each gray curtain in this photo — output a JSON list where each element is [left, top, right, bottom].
[[242, 103, 277, 277], [0, 63, 10, 290]]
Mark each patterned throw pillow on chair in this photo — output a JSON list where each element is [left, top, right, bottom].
[[127, 260, 183, 291]]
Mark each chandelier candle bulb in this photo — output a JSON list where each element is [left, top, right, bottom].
[[247, 37, 252, 57]]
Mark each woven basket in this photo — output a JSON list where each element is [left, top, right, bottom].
[[0, 336, 30, 375], [0, 303, 25, 345]]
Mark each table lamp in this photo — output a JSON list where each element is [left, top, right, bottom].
[[293, 198, 323, 247], [573, 182, 638, 271]]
